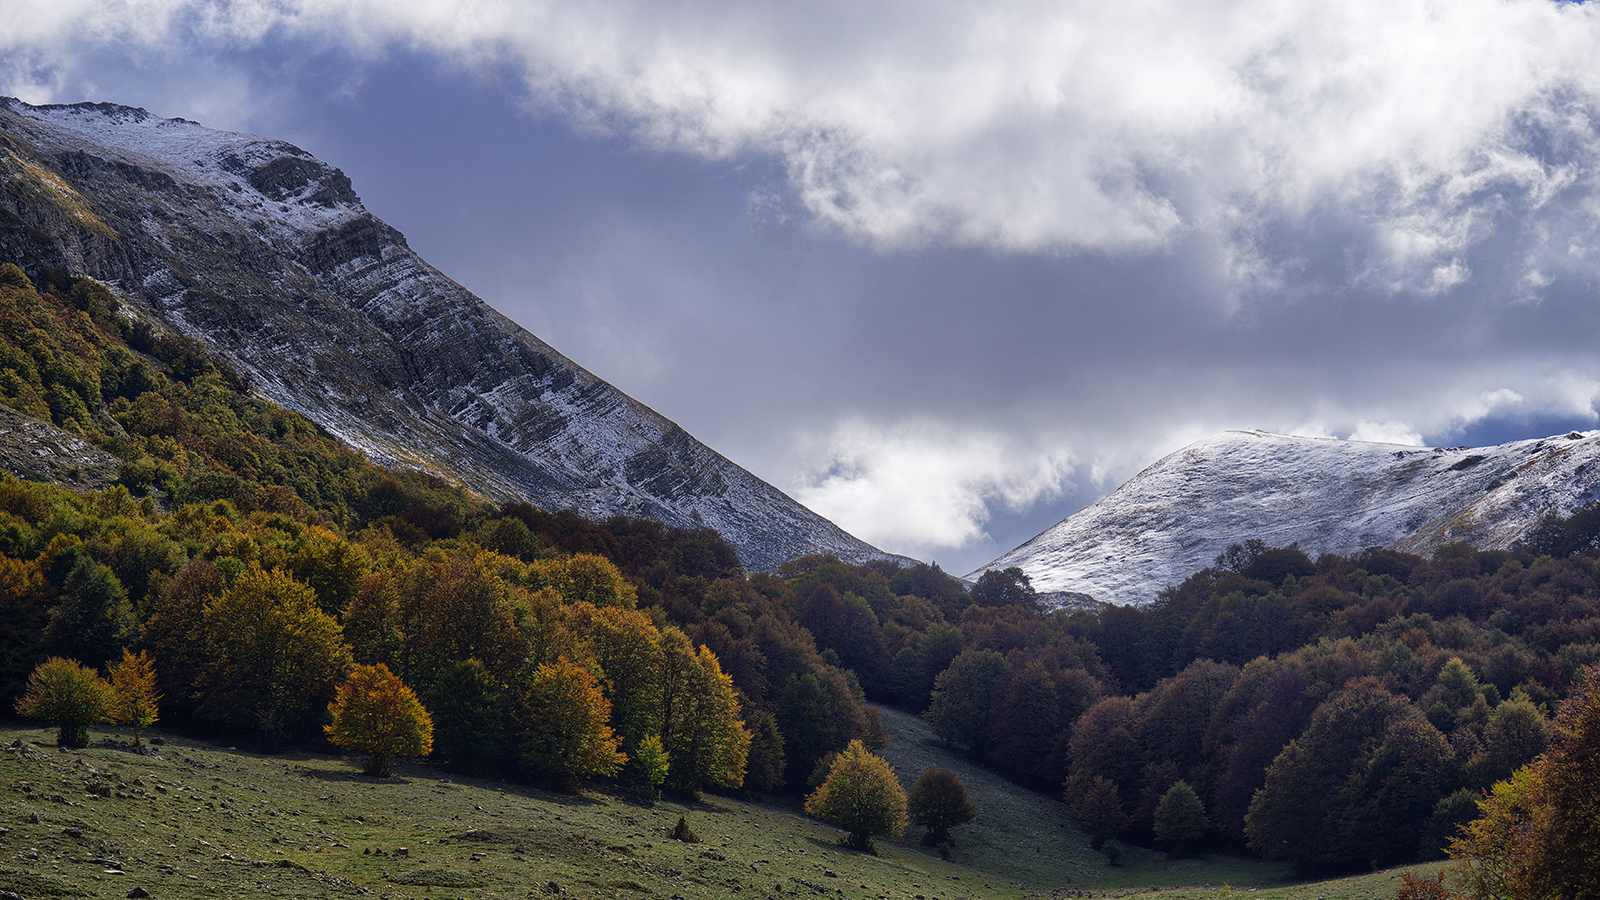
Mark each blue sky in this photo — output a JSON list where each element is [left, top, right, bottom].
[[7, 1, 1600, 574]]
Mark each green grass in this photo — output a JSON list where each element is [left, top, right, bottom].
[[0, 714, 1450, 899]]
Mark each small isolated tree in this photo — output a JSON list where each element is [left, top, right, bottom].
[[107, 648, 160, 745], [1154, 780, 1208, 854], [908, 767, 976, 846], [805, 739, 908, 852], [325, 663, 434, 776], [15, 657, 113, 748]]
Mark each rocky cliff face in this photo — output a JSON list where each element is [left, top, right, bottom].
[[0, 98, 897, 572], [972, 429, 1600, 606]]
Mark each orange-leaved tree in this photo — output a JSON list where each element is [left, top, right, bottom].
[[326, 663, 433, 776], [1450, 662, 1600, 900]]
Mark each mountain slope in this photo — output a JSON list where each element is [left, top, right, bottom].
[[973, 429, 1600, 605], [0, 97, 895, 571]]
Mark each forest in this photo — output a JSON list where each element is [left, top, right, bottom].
[[0, 261, 1597, 888]]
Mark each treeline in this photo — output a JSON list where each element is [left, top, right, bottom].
[[771, 536, 1600, 875]]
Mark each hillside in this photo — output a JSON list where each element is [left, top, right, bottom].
[[0, 97, 896, 573], [973, 429, 1600, 605], [6, 710, 1430, 900]]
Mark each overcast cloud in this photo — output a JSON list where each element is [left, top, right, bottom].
[[6, 0, 1600, 572]]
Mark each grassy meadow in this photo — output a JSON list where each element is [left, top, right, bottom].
[[0, 710, 1450, 900]]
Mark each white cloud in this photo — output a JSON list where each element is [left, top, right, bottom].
[[1347, 421, 1425, 446], [792, 418, 1074, 558], [7, 0, 1600, 293]]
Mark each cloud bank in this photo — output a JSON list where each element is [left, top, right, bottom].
[[8, 0, 1600, 565], [10, 1, 1600, 276]]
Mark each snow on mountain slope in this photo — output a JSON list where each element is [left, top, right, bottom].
[[971, 429, 1600, 606], [0, 97, 903, 572]]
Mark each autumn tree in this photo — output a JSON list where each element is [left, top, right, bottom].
[[562, 601, 664, 761], [343, 550, 528, 694], [325, 663, 434, 776], [15, 657, 113, 748], [660, 632, 751, 797], [805, 740, 908, 852], [907, 767, 976, 846], [1451, 663, 1600, 899], [0, 555, 51, 705], [197, 565, 353, 743], [531, 553, 638, 609], [519, 656, 626, 791], [107, 648, 159, 745]]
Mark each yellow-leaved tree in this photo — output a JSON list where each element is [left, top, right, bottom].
[[108, 648, 160, 746], [805, 739, 908, 852], [519, 657, 626, 792], [325, 663, 434, 776], [15, 657, 113, 748]]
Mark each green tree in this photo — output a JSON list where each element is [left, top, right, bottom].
[[923, 649, 1007, 755], [805, 740, 908, 852], [44, 556, 135, 669], [1072, 775, 1130, 849], [986, 659, 1065, 787], [325, 663, 434, 776], [15, 657, 113, 748], [107, 648, 159, 745], [519, 656, 626, 791], [907, 767, 976, 846], [426, 659, 516, 777], [634, 733, 670, 802], [1466, 693, 1549, 788], [1154, 780, 1207, 852]]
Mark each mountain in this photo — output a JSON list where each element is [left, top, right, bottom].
[[972, 428, 1600, 606], [0, 97, 898, 572]]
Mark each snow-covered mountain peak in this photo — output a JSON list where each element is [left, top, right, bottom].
[[971, 428, 1600, 606]]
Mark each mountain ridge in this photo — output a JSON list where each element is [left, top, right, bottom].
[[972, 428, 1600, 606], [0, 97, 900, 572]]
